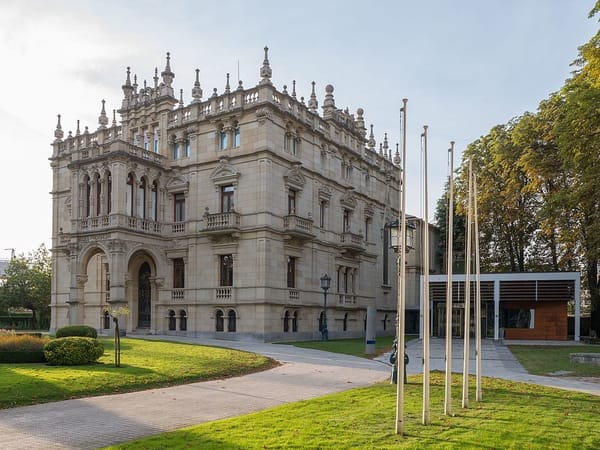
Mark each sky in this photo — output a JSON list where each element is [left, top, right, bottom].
[[0, 0, 598, 259]]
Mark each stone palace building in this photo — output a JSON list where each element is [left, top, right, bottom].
[[49, 48, 409, 341]]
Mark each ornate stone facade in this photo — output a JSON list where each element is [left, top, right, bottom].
[[49, 48, 407, 341]]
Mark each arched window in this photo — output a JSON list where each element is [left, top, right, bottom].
[[150, 181, 158, 221], [227, 309, 236, 332], [318, 311, 325, 332], [343, 313, 348, 331], [103, 310, 110, 329], [383, 313, 388, 331], [292, 311, 298, 332], [216, 310, 224, 332], [283, 310, 290, 332], [168, 310, 176, 331], [95, 174, 102, 216], [84, 174, 91, 218], [179, 310, 187, 331]]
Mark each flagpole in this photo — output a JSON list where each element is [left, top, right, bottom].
[[421, 125, 430, 424], [474, 169, 483, 401], [395, 98, 408, 435], [444, 141, 455, 416], [462, 159, 473, 408]]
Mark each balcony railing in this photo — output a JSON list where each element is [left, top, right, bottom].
[[76, 214, 163, 235], [204, 211, 241, 232], [288, 288, 300, 303], [171, 289, 185, 301], [283, 214, 314, 240], [215, 287, 232, 302], [338, 293, 357, 305], [339, 232, 365, 253]]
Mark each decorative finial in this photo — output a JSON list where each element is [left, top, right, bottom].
[[112, 109, 117, 127], [307, 81, 318, 112], [393, 143, 401, 165], [179, 89, 184, 107], [84, 126, 89, 134], [192, 68, 203, 102], [368, 124, 375, 149], [153, 67, 159, 88], [237, 79, 244, 91], [76, 119, 81, 136], [161, 51, 175, 88], [379, 143, 383, 156], [133, 74, 138, 93], [383, 132, 389, 152], [292, 80, 297, 98], [122, 66, 133, 99], [212, 87, 218, 98], [98, 99, 109, 129], [259, 46, 272, 85], [323, 84, 335, 113], [54, 114, 64, 142], [282, 84, 288, 95], [225, 73, 231, 94]]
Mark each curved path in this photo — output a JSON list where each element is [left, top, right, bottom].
[[0, 336, 598, 449]]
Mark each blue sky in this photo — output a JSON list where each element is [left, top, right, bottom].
[[0, 0, 597, 257]]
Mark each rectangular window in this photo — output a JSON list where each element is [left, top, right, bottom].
[[343, 209, 350, 232], [288, 189, 297, 215], [364, 218, 371, 241], [220, 255, 233, 286], [184, 138, 191, 157], [234, 128, 240, 148], [287, 257, 296, 288], [173, 258, 185, 288], [174, 193, 185, 222], [153, 130, 160, 153], [220, 131, 228, 150], [319, 201, 326, 228], [150, 183, 157, 221], [291, 138, 297, 155], [221, 185, 235, 212], [173, 142, 180, 160]]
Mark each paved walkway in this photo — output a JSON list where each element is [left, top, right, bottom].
[[0, 336, 598, 449]]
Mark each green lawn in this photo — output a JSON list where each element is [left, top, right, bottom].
[[105, 372, 600, 449], [508, 344, 600, 376], [282, 335, 417, 359], [0, 337, 275, 409]]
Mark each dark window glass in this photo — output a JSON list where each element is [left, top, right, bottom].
[[174, 193, 185, 222], [287, 257, 296, 288], [173, 258, 185, 288], [216, 310, 224, 332], [221, 185, 234, 212], [220, 255, 233, 286], [227, 309, 236, 332]]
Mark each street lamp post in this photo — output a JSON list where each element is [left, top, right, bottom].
[[320, 274, 331, 341]]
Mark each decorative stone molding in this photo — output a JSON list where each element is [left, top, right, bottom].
[[210, 157, 240, 187], [165, 174, 189, 194], [340, 188, 357, 210], [284, 163, 305, 191]]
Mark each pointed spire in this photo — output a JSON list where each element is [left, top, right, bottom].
[[179, 89, 184, 107], [76, 120, 81, 136], [161, 51, 175, 87], [192, 68, 203, 102], [112, 109, 117, 127], [379, 143, 383, 156], [98, 100, 109, 129], [225, 73, 231, 94], [368, 124, 376, 149], [292, 80, 297, 99], [259, 46, 272, 85], [153, 67, 159, 88], [54, 114, 64, 142], [122, 66, 133, 99], [383, 132, 389, 157], [393, 143, 401, 165], [307, 81, 318, 112], [133, 74, 138, 94]]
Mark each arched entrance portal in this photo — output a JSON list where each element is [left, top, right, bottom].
[[138, 262, 152, 328]]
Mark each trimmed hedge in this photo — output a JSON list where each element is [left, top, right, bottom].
[[44, 337, 104, 366], [0, 351, 46, 363], [55, 325, 98, 339], [0, 334, 48, 352]]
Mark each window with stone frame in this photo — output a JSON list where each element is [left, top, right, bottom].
[[221, 185, 235, 212], [343, 208, 351, 233], [219, 130, 228, 150], [173, 141, 180, 160], [227, 309, 236, 332], [220, 255, 233, 286], [234, 127, 240, 148], [216, 310, 224, 332], [288, 189, 297, 215], [173, 258, 185, 288], [287, 256, 296, 288], [174, 193, 185, 222]]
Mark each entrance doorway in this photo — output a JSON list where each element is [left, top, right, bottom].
[[137, 262, 151, 328]]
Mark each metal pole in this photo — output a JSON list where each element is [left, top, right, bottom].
[[421, 125, 430, 425], [462, 159, 473, 409], [444, 141, 455, 416], [395, 98, 408, 435], [473, 169, 483, 401], [323, 289, 328, 341]]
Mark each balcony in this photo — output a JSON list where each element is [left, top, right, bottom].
[[338, 293, 358, 306], [75, 214, 163, 236], [203, 211, 241, 238], [215, 287, 233, 302], [288, 288, 300, 304], [171, 289, 185, 301], [339, 232, 365, 254], [283, 214, 314, 241]]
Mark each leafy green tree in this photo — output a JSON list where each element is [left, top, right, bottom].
[[0, 245, 51, 329], [434, 180, 466, 273]]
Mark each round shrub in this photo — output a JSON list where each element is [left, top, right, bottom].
[[44, 337, 104, 365], [55, 325, 98, 339]]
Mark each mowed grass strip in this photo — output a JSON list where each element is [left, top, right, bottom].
[[509, 345, 600, 376], [0, 338, 275, 409], [106, 372, 600, 450]]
